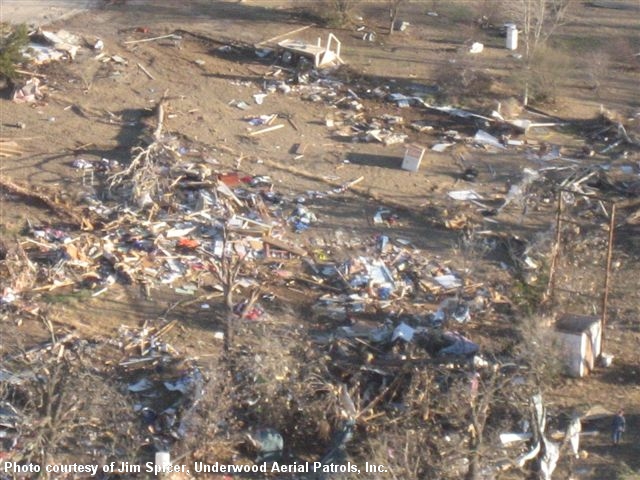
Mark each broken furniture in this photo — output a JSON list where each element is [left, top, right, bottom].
[[277, 33, 343, 68]]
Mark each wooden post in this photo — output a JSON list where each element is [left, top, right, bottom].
[[545, 192, 564, 304], [600, 203, 616, 351]]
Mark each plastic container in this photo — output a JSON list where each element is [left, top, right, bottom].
[[506, 24, 518, 50]]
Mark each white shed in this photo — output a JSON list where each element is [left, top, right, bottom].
[[555, 314, 602, 378]]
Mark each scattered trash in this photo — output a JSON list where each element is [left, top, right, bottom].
[[469, 42, 484, 54], [392, 322, 415, 342], [499, 168, 539, 212], [599, 353, 613, 367], [432, 143, 453, 152], [72, 158, 93, 169], [289, 205, 317, 233], [40, 29, 82, 59], [1, 22, 635, 480], [394, 21, 410, 32], [439, 332, 479, 356], [401, 144, 425, 172], [253, 93, 267, 104], [232, 100, 250, 110], [474, 129, 505, 150], [448, 190, 483, 201], [248, 428, 284, 463], [362, 31, 376, 42], [12, 78, 44, 103]]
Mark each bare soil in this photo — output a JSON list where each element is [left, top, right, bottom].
[[1, 1, 639, 479]]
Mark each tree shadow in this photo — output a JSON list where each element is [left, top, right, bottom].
[[70, 107, 150, 161], [106, 0, 305, 26]]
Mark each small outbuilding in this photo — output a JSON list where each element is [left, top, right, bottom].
[[555, 314, 602, 378]]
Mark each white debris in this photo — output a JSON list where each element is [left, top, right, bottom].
[[392, 322, 415, 342], [469, 42, 484, 54], [474, 129, 505, 150], [448, 190, 484, 201], [432, 143, 454, 152]]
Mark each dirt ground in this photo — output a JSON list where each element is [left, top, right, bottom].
[[1, 1, 640, 479]]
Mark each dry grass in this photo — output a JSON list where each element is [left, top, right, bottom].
[[509, 45, 574, 105]]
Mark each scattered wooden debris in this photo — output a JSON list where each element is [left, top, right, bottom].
[[263, 236, 307, 257], [0, 140, 23, 157], [123, 33, 181, 45], [137, 62, 155, 80], [248, 123, 285, 136]]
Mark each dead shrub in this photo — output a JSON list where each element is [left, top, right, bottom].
[[511, 46, 572, 105], [358, 425, 442, 479], [435, 55, 494, 103], [225, 321, 337, 460], [584, 48, 612, 95], [471, 0, 506, 28], [499, 96, 524, 119], [1, 356, 138, 467], [439, 2, 476, 25], [517, 314, 566, 385], [0, 241, 36, 295], [341, 368, 446, 479], [308, 0, 361, 28], [607, 37, 640, 73]]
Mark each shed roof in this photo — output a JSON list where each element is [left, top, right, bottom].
[[555, 313, 600, 334]]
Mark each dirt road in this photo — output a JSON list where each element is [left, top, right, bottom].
[[1, 0, 100, 26]]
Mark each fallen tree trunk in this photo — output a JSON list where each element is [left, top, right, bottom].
[[0, 176, 88, 228]]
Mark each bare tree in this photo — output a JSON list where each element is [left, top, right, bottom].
[[465, 371, 497, 480], [207, 229, 253, 352], [319, 0, 360, 26], [332, 0, 358, 19], [388, 0, 405, 34], [505, 0, 574, 104]]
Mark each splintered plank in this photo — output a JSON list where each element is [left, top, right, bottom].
[[0, 140, 23, 157], [263, 236, 307, 257], [248, 124, 285, 136]]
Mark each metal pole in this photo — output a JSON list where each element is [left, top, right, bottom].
[[601, 203, 616, 352]]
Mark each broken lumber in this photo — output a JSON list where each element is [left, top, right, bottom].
[[153, 97, 166, 141], [263, 236, 307, 257], [287, 117, 299, 131], [248, 124, 285, 136], [123, 33, 180, 45], [343, 176, 364, 189], [14, 69, 48, 79], [261, 157, 413, 210], [0, 140, 23, 157], [137, 62, 155, 80]]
